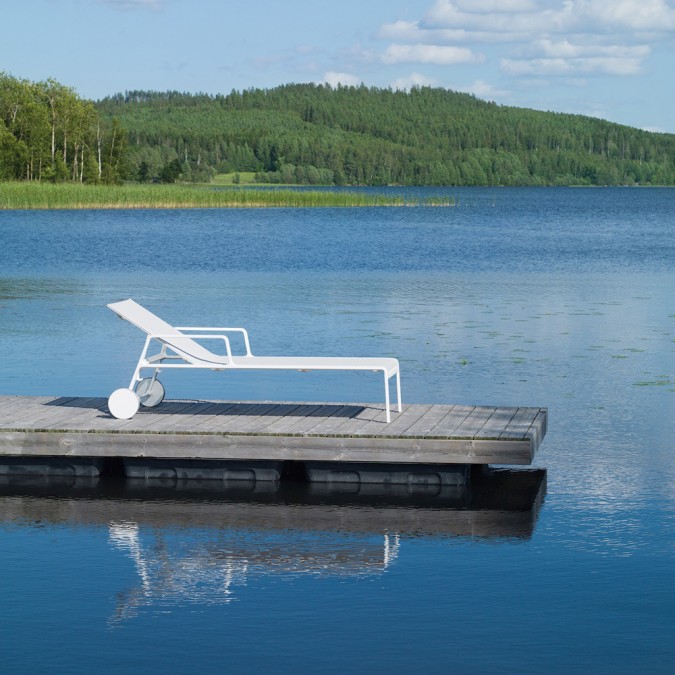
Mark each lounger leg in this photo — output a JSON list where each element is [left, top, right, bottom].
[[395, 371, 402, 412], [384, 371, 391, 423], [127, 336, 152, 390], [127, 360, 147, 390]]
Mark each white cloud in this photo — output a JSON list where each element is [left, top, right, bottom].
[[378, 20, 525, 44], [391, 72, 437, 90], [452, 0, 537, 10], [504, 39, 651, 75], [529, 41, 651, 60], [99, 0, 163, 9], [382, 44, 482, 65], [502, 55, 645, 76], [376, 0, 675, 79], [424, 1, 559, 32], [465, 79, 511, 99], [379, 20, 423, 41], [323, 71, 362, 87], [574, 0, 675, 32], [424, 0, 675, 33]]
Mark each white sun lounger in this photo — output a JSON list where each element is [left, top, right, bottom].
[[107, 299, 402, 422]]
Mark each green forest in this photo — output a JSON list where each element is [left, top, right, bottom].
[[3, 72, 675, 186], [0, 73, 126, 183]]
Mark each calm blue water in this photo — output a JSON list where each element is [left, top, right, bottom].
[[0, 187, 673, 673]]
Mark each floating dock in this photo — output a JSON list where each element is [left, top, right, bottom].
[[0, 395, 547, 484]]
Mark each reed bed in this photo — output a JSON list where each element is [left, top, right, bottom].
[[0, 182, 454, 209]]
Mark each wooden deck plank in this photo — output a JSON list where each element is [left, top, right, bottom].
[[307, 404, 387, 436], [189, 402, 322, 435], [286, 404, 365, 436], [214, 403, 302, 434], [522, 408, 547, 453], [42, 404, 117, 432], [474, 407, 520, 439], [166, 401, 242, 433], [144, 401, 225, 432], [449, 407, 497, 439], [131, 400, 224, 431], [4, 397, 98, 428], [425, 405, 476, 437], [351, 404, 434, 437], [259, 404, 326, 434], [39, 399, 111, 430], [0, 396, 69, 425], [51, 400, 142, 432], [499, 407, 541, 439], [191, 402, 279, 433], [0, 395, 39, 417], [404, 405, 460, 437]]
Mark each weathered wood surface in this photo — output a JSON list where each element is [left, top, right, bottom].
[[0, 396, 547, 465]]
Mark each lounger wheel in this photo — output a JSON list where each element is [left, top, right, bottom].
[[108, 388, 140, 419], [135, 377, 165, 408]]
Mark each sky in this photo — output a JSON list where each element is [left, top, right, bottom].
[[2, 0, 675, 132]]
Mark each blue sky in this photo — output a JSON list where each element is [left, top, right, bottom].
[[2, 0, 675, 132]]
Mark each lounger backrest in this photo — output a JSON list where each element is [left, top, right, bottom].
[[108, 299, 225, 365]]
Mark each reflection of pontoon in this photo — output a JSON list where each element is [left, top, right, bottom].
[[0, 471, 545, 622]]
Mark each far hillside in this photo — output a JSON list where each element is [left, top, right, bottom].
[[96, 83, 675, 186]]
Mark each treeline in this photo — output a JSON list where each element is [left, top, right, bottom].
[[4, 74, 675, 186], [96, 83, 675, 186], [0, 73, 126, 183]]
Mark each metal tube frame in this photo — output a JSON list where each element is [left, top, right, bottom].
[[124, 327, 401, 423]]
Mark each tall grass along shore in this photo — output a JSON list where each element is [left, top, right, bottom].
[[0, 182, 454, 209]]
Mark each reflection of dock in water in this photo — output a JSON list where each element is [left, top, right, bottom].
[[0, 470, 546, 539], [0, 471, 545, 622]]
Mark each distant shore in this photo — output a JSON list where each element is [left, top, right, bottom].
[[0, 182, 454, 209]]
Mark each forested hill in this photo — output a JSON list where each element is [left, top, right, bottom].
[[96, 84, 675, 186]]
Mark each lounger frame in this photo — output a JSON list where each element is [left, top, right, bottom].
[[108, 299, 402, 422]]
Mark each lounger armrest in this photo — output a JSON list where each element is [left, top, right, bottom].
[[176, 326, 253, 356], [149, 332, 234, 360]]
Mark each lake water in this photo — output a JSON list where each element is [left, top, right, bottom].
[[0, 187, 673, 673]]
